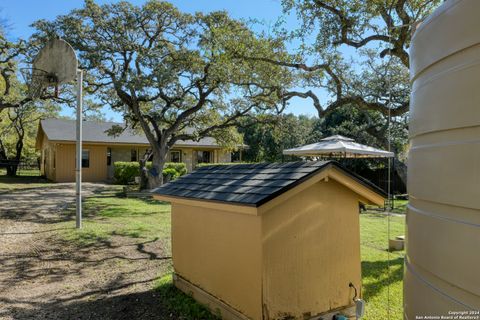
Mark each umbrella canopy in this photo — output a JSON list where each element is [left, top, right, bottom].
[[283, 135, 394, 158]]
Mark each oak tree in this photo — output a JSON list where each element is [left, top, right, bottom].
[[33, 0, 293, 187], [243, 0, 442, 183]]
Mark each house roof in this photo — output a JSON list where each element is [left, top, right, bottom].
[[153, 161, 386, 207], [39, 118, 220, 147]]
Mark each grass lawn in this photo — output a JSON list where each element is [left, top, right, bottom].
[[361, 213, 405, 320], [365, 199, 409, 215], [58, 187, 171, 248], [50, 187, 405, 319], [391, 199, 408, 215]]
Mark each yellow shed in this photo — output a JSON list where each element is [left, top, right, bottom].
[[153, 161, 385, 320]]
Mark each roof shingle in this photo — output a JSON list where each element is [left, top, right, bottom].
[[153, 161, 385, 207]]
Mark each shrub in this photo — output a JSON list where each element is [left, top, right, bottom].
[[114, 162, 141, 184], [164, 162, 187, 176], [113, 161, 187, 184], [163, 168, 179, 181]]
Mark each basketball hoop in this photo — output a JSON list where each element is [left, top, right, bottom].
[[23, 38, 78, 100], [27, 38, 83, 229], [20, 67, 59, 99]]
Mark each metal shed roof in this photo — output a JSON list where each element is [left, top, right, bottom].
[[153, 161, 386, 207], [39, 118, 220, 147]]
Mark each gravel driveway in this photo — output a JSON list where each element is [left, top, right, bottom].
[[0, 183, 172, 320]]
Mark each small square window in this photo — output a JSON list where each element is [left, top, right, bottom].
[[197, 150, 212, 164], [170, 150, 181, 163], [82, 150, 90, 168]]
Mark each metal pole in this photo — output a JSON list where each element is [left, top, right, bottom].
[[76, 69, 83, 229]]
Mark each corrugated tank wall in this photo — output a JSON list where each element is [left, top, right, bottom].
[[406, 0, 480, 316]]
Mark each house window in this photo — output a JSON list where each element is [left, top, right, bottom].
[[197, 150, 212, 164], [107, 148, 112, 166], [82, 150, 90, 168], [131, 149, 137, 162], [53, 150, 56, 169], [170, 150, 181, 163]]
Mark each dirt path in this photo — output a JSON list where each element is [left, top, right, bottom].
[[0, 184, 172, 320]]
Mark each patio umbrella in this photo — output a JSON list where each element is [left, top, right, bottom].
[[282, 135, 394, 158]]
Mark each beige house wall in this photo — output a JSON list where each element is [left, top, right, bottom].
[[180, 148, 228, 172], [38, 133, 232, 181], [111, 147, 135, 162], [41, 135, 56, 181], [54, 143, 108, 182], [217, 149, 231, 163]]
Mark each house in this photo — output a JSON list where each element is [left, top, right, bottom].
[[153, 161, 385, 320], [36, 118, 236, 182]]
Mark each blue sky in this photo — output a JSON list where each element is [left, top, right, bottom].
[[1, 0, 321, 121]]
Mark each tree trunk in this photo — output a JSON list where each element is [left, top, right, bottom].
[[6, 138, 24, 177], [2, 149, 21, 177], [147, 155, 165, 189], [139, 158, 149, 191], [138, 144, 168, 190], [6, 163, 18, 176]]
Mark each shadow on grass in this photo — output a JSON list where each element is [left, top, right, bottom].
[[0, 174, 47, 182], [0, 232, 171, 290], [62, 194, 168, 219], [0, 282, 171, 320], [155, 274, 219, 320], [0, 227, 71, 236], [362, 257, 404, 301], [1, 261, 210, 320], [1, 281, 217, 320]]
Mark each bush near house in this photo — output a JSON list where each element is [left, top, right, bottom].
[[113, 162, 187, 184]]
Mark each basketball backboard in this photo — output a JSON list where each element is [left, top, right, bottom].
[[33, 38, 78, 85]]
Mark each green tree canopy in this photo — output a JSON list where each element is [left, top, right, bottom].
[[0, 22, 63, 176], [274, 0, 441, 118], [238, 0, 440, 183], [33, 0, 294, 187]]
